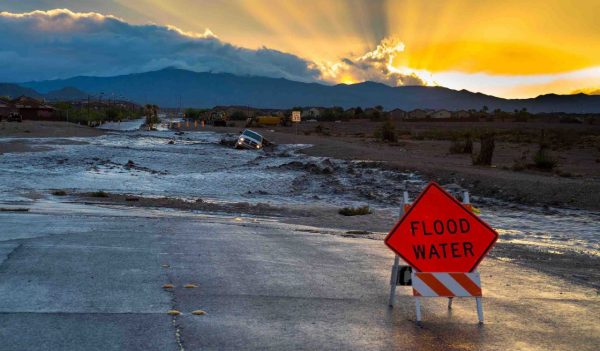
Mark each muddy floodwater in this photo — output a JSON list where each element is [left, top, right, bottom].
[[1, 128, 598, 258]]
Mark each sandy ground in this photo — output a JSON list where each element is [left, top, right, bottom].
[[198, 121, 600, 211]]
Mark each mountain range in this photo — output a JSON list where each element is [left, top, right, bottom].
[[2, 68, 598, 113], [0, 83, 88, 101]]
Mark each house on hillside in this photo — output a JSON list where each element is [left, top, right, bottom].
[[0, 97, 15, 118], [407, 109, 428, 119], [389, 108, 407, 119], [12, 96, 56, 120], [430, 110, 452, 119]]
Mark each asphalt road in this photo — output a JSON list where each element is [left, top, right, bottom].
[[1, 203, 599, 350]]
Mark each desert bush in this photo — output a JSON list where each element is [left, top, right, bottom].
[[338, 205, 372, 216], [449, 134, 473, 154], [533, 148, 557, 170], [532, 130, 558, 171], [314, 124, 331, 136], [374, 118, 397, 142]]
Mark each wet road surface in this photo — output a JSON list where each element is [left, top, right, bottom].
[[1, 203, 598, 350]]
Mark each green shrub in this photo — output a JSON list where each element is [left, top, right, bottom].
[[338, 205, 372, 216]]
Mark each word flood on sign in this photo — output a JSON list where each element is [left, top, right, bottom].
[[385, 182, 498, 273]]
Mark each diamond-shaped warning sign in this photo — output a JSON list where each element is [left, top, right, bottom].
[[385, 182, 498, 272]]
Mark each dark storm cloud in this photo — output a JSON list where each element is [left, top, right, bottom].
[[0, 9, 322, 82]]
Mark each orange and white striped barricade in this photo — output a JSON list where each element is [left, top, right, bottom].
[[412, 271, 484, 323], [388, 189, 487, 324]]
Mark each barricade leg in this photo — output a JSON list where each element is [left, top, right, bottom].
[[476, 297, 484, 324], [415, 297, 422, 322], [388, 255, 400, 307], [448, 297, 453, 310]]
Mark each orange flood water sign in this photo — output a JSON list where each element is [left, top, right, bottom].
[[385, 182, 498, 273]]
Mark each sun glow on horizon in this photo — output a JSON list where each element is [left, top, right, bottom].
[[2, 0, 599, 98]]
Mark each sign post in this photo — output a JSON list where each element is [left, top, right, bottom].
[[292, 110, 301, 135], [388, 191, 410, 307], [384, 182, 498, 323]]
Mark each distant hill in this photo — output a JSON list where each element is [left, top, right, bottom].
[[0, 83, 43, 99], [0, 83, 87, 102], [43, 87, 88, 101], [15, 68, 600, 113]]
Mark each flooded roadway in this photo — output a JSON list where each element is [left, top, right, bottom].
[[0, 128, 599, 350], [1, 201, 598, 350]]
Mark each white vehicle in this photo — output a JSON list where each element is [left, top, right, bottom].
[[236, 129, 264, 150]]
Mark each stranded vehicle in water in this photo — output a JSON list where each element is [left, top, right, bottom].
[[235, 129, 264, 150]]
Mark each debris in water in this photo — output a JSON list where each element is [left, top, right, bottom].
[[338, 205, 371, 216], [345, 230, 371, 235], [167, 310, 181, 316], [163, 284, 175, 289], [0, 208, 29, 212], [191, 310, 207, 315], [184, 284, 198, 289]]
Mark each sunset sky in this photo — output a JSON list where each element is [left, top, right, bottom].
[[2, 0, 599, 98]]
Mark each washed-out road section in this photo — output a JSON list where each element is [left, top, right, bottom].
[[0, 202, 598, 350]]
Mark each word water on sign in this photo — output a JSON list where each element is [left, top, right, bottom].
[[409, 219, 475, 260]]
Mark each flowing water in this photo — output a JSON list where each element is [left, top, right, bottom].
[[1, 128, 598, 256]]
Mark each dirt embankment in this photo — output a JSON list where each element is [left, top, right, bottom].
[[0, 121, 105, 154], [0, 121, 105, 138]]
